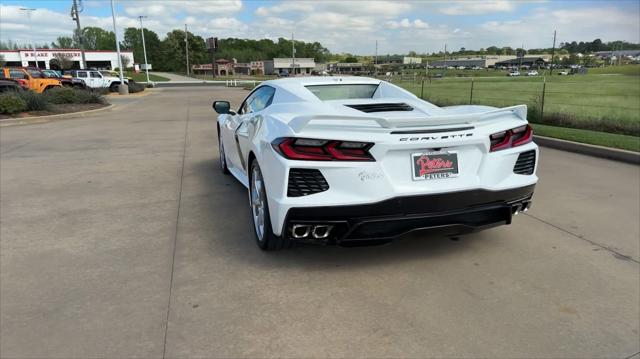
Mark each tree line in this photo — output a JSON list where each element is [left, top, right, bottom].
[[0, 26, 331, 72], [1, 32, 637, 70]]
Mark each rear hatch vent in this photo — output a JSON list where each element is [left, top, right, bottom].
[[513, 150, 536, 175], [288, 169, 329, 197], [346, 103, 413, 113]]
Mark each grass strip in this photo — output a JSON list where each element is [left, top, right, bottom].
[[533, 124, 640, 152]]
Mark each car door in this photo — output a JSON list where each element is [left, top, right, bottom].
[[221, 86, 275, 173], [235, 86, 275, 171], [90, 71, 104, 88], [221, 90, 258, 172], [76, 71, 89, 87]]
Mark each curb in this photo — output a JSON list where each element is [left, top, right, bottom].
[[0, 104, 115, 127], [534, 135, 640, 165]]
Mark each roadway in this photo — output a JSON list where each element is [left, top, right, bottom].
[[1, 87, 638, 358]]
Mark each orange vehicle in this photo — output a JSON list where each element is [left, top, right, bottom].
[[1, 67, 62, 93]]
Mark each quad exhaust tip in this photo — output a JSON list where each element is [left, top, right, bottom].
[[291, 224, 334, 239]]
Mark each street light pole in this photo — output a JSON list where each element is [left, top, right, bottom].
[[138, 15, 149, 84], [20, 8, 39, 68], [185, 24, 190, 76], [110, 0, 128, 94]]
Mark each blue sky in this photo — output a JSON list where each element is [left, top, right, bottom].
[[2, 0, 639, 54]]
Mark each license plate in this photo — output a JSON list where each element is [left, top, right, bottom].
[[411, 151, 459, 180]]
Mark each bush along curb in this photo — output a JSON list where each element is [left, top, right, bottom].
[[0, 104, 115, 127], [534, 135, 640, 165]]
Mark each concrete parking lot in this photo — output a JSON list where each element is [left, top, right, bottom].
[[1, 87, 638, 358]]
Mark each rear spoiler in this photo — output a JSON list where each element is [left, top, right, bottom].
[[288, 105, 527, 133]]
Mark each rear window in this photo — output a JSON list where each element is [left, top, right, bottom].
[[306, 84, 378, 101]]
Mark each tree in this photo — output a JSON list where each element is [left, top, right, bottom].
[[122, 27, 161, 66], [52, 53, 74, 69], [80, 27, 115, 50], [120, 55, 130, 69], [52, 36, 74, 49], [157, 29, 207, 72]]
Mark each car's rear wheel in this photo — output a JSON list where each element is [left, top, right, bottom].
[[249, 161, 292, 250], [109, 83, 119, 92]]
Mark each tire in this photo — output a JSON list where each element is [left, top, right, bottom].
[[109, 83, 119, 92], [249, 160, 292, 251], [218, 131, 230, 174]]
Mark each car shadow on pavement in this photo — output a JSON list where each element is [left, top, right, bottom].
[[192, 158, 497, 270]]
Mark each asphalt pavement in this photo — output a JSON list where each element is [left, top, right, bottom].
[[1, 87, 638, 358]]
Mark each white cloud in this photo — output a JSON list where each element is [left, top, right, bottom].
[[123, 0, 242, 16], [0, 1, 638, 56], [439, 0, 515, 15], [386, 18, 429, 29]]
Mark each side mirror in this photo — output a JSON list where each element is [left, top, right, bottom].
[[212, 100, 232, 114]]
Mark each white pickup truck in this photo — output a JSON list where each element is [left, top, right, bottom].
[[72, 70, 128, 91]]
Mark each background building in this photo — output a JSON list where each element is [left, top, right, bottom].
[[264, 58, 316, 75], [403, 56, 422, 65], [328, 62, 365, 74], [0, 49, 134, 70], [429, 55, 519, 68]]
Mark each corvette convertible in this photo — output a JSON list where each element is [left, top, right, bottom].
[[213, 77, 538, 250]]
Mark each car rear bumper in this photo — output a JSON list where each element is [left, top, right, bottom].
[[283, 184, 535, 244]]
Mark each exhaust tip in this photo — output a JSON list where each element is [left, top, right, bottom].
[[291, 224, 311, 239], [311, 225, 333, 239]]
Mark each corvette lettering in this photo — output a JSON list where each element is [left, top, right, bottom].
[[399, 133, 473, 141]]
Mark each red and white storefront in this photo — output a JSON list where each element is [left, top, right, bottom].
[[0, 49, 134, 70]]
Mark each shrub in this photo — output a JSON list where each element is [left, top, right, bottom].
[[0, 93, 27, 114], [127, 82, 145, 93], [45, 87, 105, 104], [17, 91, 50, 111], [43, 87, 76, 104]]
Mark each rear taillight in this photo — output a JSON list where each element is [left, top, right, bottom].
[[490, 125, 533, 152], [272, 138, 375, 161]]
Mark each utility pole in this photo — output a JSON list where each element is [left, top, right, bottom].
[[291, 32, 296, 76], [550, 30, 557, 75], [185, 24, 190, 76], [374, 40, 378, 75], [19, 8, 38, 68], [71, 0, 87, 69], [110, 0, 128, 94], [444, 43, 447, 69], [138, 16, 149, 83]]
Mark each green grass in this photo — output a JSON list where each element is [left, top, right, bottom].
[[396, 74, 640, 136], [124, 71, 170, 82], [587, 65, 640, 76], [533, 124, 640, 152]]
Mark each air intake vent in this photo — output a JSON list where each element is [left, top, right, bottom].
[[513, 150, 536, 175], [288, 169, 329, 197], [346, 103, 413, 113]]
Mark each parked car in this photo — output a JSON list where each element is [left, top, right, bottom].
[[212, 77, 538, 250], [40, 69, 86, 89], [0, 79, 24, 93], [558, 70, 569, 75], [67, 69, 128, 91], [527, 70, 539, 76], [0, 67, 62, 93], [508, 71, 521, 77]]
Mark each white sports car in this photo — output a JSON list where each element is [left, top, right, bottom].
[[213, 77, 538, 250]]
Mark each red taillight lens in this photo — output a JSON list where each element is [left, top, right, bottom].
[[490, 125, 533, 152], [273, 138, 375, 161]]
